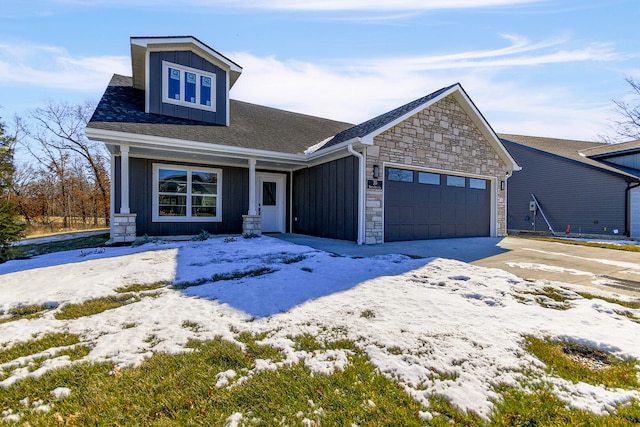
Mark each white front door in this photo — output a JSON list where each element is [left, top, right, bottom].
[[257, 173, 285, 233]]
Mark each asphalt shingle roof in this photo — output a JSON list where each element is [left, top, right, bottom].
[[318, 84, 458, 150], [499, 133, 640, 180], [87, 75, 354, 155]]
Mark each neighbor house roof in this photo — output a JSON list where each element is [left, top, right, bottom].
[[87, 75, 354, 155], [499, 134, 640, 181], [580, 138, 640, 158]]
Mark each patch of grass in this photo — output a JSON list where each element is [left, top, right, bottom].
[[534, 237, 640, 252], [524, 336, 639, 389], [492, 380, 640, 426], [54, 294, 140, 320], [360, 309, 376, 319], [173, 267, 277, 289], [517, 286, 574, 310], [0, 333, 80, 364], [0, 337, 429, 426], [576, 292, 640, 310], [0, 304, 53, 324], [12, 233, 110, 258], [114, 281, 169, 293], [181, 320, 202, 332], [282, 254, 307, 264], [236, 332, 283, 362]]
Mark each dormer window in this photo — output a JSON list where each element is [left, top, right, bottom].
[[162, 61, 216, 112]]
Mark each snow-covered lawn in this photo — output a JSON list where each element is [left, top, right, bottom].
[[1, 236, 639, 421]]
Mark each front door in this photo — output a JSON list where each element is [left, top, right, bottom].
[[257, 173, 285, 233]]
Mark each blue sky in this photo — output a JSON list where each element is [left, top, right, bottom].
[[1, 0, 639, 142]]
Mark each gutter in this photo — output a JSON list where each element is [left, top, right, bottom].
[[347, 142, 365, 245]]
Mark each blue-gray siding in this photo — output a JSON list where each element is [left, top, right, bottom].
[[292, 156, 358, 241], [115, 157, 248, 236], [148, 51, 227, 125], [504, 141, 630, 236]]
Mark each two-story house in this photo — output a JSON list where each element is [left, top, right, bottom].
[[86, 36, 519, 244]]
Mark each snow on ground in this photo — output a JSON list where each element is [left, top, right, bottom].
[[1, 236, 640, 420]]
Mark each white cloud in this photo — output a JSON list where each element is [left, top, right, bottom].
[[229, 34, 622, 140], [0, 42, 129, 92]]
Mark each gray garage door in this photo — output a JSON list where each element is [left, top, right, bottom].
[[384, 167, 491, 241]]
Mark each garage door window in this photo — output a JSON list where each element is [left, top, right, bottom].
[[469, 178, 487, 189], [418, 172, 440, 185], [446, 176, 466, 187], [388, 168, 413, 182]]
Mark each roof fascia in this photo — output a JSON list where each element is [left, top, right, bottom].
[[85, 128, 308, 165], [355, 84, 520, 172]]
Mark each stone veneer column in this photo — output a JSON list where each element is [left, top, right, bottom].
[[242, 215, 262, 237], [111, 213, 137, 243]]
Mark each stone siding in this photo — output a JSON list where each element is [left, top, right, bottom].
[[365, 95, 507, 244]]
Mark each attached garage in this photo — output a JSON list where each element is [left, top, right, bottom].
[[384, 167, 491, 241]]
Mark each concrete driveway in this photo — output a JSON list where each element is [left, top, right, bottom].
[[274, 234, 640, 297], [472, 237, 640, 297]]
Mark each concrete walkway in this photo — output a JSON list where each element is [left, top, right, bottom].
[[273, 234, 640, 297]]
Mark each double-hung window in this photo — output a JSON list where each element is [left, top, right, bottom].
[[153, 164, 222, 222], [162, 61, 216, 112]]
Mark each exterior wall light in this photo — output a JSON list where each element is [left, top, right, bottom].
[[373, 164, 380, 179], [500, 180, 505, 191]]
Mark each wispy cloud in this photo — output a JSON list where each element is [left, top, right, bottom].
[[0, 42, 129, 91]]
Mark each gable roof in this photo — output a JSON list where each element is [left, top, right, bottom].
[[499, 134, 640, 180], [130, 36, 244, 91], [318, 83, 520, 172], [87, 74, 354, 156]]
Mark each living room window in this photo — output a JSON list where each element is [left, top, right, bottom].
[[152, 164, 222, 222], [162, 61, 216, 111]]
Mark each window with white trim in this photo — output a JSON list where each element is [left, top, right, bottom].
[[152, 164, 222, 222], [162, 61, 216, 112]]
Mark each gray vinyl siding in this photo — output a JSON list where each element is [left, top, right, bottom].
[[148, 51, 227, 125], [601, 153, 640, 171], [292, 156, 358, 241], [115, 157, 248, 236], [504, 141, 629, 236]]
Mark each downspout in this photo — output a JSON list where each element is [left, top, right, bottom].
[[348, 143, 365, 245]]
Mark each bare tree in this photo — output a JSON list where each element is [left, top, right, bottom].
[[611, 77, 640, 141], [18, 100, 110, 226]]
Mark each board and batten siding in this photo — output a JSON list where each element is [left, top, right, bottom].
[[292, 156, 358, 241], [504, 141, 629, 236], [148, 51, 227, 125], [115, 157, 248, 236]]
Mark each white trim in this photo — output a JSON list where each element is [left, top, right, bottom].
[[145, 49, 151, 113], [120, 145, 130, 214], [152, 163, 222, 223], [348, 144, 365, 245], [248, 159, 257, 215], [110, 153, 116, 238], [131, 37, 243, 74], [630, 185, 640, 239], [162, 61, 216, 112]]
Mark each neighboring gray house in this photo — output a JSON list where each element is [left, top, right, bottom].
[[500, 134, 640, 238], [85, 36, 520, 244]]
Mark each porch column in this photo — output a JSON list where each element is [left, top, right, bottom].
[[248, 158, 257, 215], [242, 158, 262, 237], [111, 144, 137, 244], [120, 145, 130, 214]]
